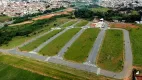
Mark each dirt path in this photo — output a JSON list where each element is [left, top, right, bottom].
[[9, 8, 74, 26]]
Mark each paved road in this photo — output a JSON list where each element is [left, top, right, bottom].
[[86, 29, 106, 65], [32, 20, 81, 52], [57, 24, 90, 58], [18, 30, 53, 48], [99, 28, 133, 79], [0, 28, 133, 79], [18, 20, 73, 48], [33, 28, 69, 52], [57, 28, 86, 58]]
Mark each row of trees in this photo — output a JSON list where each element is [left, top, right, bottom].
[[74, 8, 141, 22], [13, 7, 65, 24], [0, 14, 69, 46]]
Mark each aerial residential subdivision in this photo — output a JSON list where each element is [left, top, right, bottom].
[[0, 0, 142, 80]]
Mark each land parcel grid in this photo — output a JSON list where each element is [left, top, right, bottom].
[[97, 30, 124, 72], [20, 30, 62, 51], [39, 28, 81, 56], [64, 28, 100, 63], [75, 20, 88, 27]]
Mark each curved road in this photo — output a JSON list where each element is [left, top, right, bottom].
[[0, 27, 133, 79]]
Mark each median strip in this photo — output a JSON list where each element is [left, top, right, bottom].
[[39, 28, 81, 56], [20, 30, 62, 51], [64, 28, 100, 63]]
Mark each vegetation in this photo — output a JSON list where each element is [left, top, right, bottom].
[[0, 53, 118, 80], [0, 15, 69, 47], [62, 20, 77, 28], [0, 63, 54, 80], [39, 28, 80, 56], [0, 36, 33, 49], [0, 17, 69, 49], [129, 27, 142, 66], [20, 30, 62, 51], [0, 15, 11, 22], [75, 20, 88, 27], [74, 8, 94, 20], [13, 7, 66, 24], [97, 30, 124, 72], [64, 28, 100, 63], [74, 7, 141, 22]]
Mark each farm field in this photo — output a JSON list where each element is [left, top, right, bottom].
[[64, 28, 100, 63], [62, 20, 77, 28], [129, 28, 142, 66], [97, 30, 124, 72], [0, 53, 118, 80], [20, 30, 62, 51], [39, 28, 81, 56], [75, 20, 88, 27], [0, 17, 70, 49], [0, 15, 11, 22]]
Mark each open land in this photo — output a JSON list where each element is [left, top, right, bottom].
[[97, 30, 124, 72]]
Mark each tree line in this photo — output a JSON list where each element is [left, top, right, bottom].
[[13, 7, 65, 24], [74, 8, 141, 22], [0, 14, 69, 46]]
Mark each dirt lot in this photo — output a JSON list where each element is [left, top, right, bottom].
[[33, 11, 68, 20], [10, 8, 74, 26], [9, 21, 33, 26], [109, 22, 139, 28]]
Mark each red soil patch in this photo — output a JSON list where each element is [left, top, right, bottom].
[[109, 22, 139, 28], [33, 8, 73, 20], [10, 8, 73, 26]]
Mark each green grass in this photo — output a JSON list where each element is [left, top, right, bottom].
[[0, 63, 54, 80], [0, 18, 70, 49], [0, 36, 32, 49], [62, 20, 77, 28], [0, 15, 11, 22], [39, 28, 81, 56], [75, 20, 88, 27], [97, 30, 124, 72], [20, 30, 62, 51], [64, 28, 100, 63], [129, 28, 142, 66], [0, 53, 119, 80]]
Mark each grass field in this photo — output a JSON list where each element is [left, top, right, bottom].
[[0, 18, 69, 49], [0, 15, 11, 22], [20, 30, 62, 51], [39, 28, 81, 56], [0, 53, 118, 80], [64, 28, 100, 63], [0, 63, 54, 80], [62, 20, 77, 28], [129, 28, 142, 66], [97, 30, 124, 72], [75, 20, 88, 27]]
